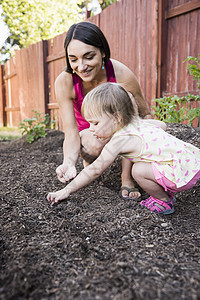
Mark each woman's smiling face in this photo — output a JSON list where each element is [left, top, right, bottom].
[[67, 39, 104, 82]]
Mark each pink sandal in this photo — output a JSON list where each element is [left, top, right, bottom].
[[140, 196, 154, 207], [140, 196, 174, 215], [140, 192, 176, 208]]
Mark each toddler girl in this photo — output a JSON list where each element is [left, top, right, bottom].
[[47, 83, 200, 214]]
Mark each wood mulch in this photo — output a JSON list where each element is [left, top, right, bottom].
[[0, 123, 200, 300]]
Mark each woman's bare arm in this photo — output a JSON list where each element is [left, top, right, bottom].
[[111, 59, 152, 119], [55, 72, 80, 181]]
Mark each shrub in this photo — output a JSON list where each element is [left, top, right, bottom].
[[184, 54, 200, 89], [19, 110, 55, 143], [153, 54, 200, 127], [153, 94, 200, 126]]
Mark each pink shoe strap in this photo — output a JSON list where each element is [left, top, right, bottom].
[[149, 197, 173, 213]]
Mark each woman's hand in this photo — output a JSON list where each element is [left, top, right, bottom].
[[56, 164, 77, 183], [47, 187, 70, 207]]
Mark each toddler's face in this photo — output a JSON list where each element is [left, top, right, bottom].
[[85, 112, 117, 141]]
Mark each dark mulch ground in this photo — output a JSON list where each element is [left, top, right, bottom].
[[0, 123, 200, 300]]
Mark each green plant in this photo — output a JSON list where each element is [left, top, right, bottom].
[[184, 54, 200, 89], [152, 94, 200, 127], [153, 54, 200, 126], [19, 110, 55, 143]]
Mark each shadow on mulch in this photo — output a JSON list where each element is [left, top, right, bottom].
[[0, 123, 199, 300]]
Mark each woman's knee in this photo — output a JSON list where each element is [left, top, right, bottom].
[[80, 147, 97, 164], [80, 132, 104, 163], [81, 132, 104, 157]]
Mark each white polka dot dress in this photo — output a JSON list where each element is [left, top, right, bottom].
[[113, 121, 200, 188]]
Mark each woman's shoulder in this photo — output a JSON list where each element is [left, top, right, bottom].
[[55, 71, 75, 99], [55, 71, 73, 87], [110, 59, 132, 73], [110, 59, 138, 84]]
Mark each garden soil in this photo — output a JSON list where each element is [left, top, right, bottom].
[[0, 123, 200, 300]]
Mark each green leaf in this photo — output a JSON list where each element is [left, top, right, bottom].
[[19, 110, 52, 143], [153, 93, 200, 126]]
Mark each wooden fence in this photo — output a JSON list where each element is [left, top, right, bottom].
[[0, 0, 199, 129]]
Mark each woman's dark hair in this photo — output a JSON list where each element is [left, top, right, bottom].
[[64, 21, 110, 73]]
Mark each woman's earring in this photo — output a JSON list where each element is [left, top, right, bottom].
[[72, 70, 75, 74], [102, 58, 105, 70]]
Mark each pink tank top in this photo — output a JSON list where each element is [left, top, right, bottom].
[[72, 59, 116, 131]]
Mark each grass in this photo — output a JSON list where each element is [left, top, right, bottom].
[[0, 127, 23, 141]]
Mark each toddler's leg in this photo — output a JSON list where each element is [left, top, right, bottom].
[[132, 162, 174, 214], [131, 162, 169, 201]]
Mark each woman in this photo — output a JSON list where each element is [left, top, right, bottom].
[[55, 21, 152, 200]]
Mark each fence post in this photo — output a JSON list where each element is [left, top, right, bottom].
[[157, 0, 168, 98], [42, 40, 49, 115], [0, 65, 6, 127]]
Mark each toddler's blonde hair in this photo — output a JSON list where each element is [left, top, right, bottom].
[[81, 82, 137, 127]]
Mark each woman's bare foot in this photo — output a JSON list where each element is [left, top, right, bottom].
[[120, 179, 141, 200]]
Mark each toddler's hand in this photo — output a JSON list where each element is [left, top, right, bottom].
[[56, 164, 77, 183], [47, 188, 70, 207]]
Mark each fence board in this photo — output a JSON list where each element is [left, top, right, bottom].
[[47, 32, 66, 129], [166, 0, 200, 18], [163, 3, 200, 96], [3, 57, 20, 127], [97, 0, 158, 107], [15, 41, 47, 121], [0, 66, 6, 126]]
